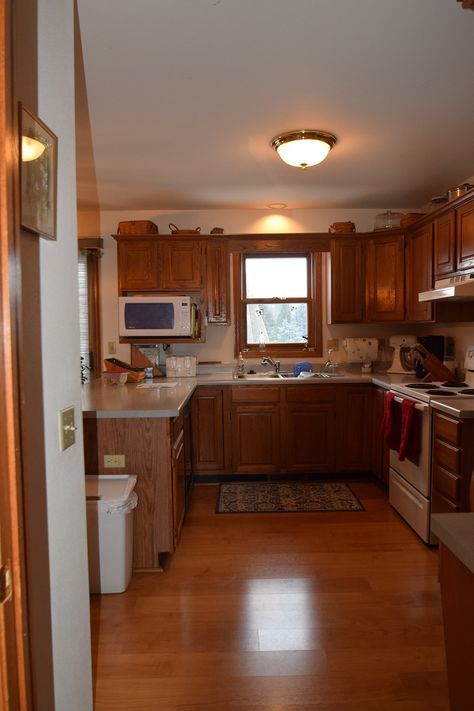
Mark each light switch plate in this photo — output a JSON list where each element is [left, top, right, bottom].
[[104, 454, 126, 468], [58, 406, 76, 451]]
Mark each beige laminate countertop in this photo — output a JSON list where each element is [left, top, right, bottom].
[[431, 514, 474, 573], [82, 371, 391, 418]]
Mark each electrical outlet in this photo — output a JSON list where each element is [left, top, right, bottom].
[[104, 454, 125, 468], [108, 341, 116, 354], [328, 338, 339, 350]]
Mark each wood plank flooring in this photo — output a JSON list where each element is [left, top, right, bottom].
[[90, 480, 449, 710]]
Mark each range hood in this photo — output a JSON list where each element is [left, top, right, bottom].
[[418, 272, 474, 302]]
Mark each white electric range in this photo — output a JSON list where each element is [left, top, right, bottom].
[[386, 346, 474, 543]]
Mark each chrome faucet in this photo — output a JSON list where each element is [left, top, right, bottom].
[[261, 356, 281, 373]]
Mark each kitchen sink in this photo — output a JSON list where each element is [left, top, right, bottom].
[[278, 372, 344, 379]]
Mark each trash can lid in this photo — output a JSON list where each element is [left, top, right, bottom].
[[85, 475, 137, 505]]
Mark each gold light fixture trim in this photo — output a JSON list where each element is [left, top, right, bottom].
[[271, 129, 337, 169]]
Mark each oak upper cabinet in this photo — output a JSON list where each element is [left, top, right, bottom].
[[405, 223, 434, 322], [205, 242, 230, 324], [117, 238, 161, 291], [335, 386, 373, 471], [191, 386, 230, 473], [328, 237, 364, 323], [161, 240, 202, 290], [434, 211, 456, 278], [365, 234, 405, 321], [456, 199, 474, 272], [230, 386, 281, 474], [283, 385, 336, 473]]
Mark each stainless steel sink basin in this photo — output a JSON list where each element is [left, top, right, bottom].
[[236, 372, 280, 379]]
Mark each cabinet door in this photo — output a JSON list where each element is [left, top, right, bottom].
[[405, 224, 433, 322], [329, 238, 364, 323], [285, 404, 336, 472], [434, 211, 456, 278], [161, 241, 202, 289], [205, 242, 230, 324], [117, 239, 160, 291], [336, 386, 373, 471], [365, 235, 405, 321], [371, 387, 388, 484], [191, 386, 226, 472], [456, 200, 474, 272], [172, 428, 186, 546], [231, 403, 280, 473]]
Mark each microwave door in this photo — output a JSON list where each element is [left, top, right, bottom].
[[124, 302, 175, 335]]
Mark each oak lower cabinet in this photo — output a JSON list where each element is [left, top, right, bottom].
[[284, 385, 337, 472], [335, 385, 373, 471], [431, 411, 474, 514], [83, 411, 190, 568], [191, 386, 231, 473], [372, 387, 389, 484], [230, 386, 281, 473]]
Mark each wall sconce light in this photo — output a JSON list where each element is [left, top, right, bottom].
[[21, 135, 46, 162], [271, 129, 337, 169]]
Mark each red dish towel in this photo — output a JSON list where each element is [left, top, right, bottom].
[[381, 392, 402, 451], [398, 399, 421, 462]]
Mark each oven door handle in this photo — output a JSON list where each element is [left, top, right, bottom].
[[391, 394, 429, 413]]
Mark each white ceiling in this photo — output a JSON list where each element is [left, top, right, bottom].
[[76, 0, 474, 212]]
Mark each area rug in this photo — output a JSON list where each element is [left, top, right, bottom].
[[216, 481, 364, 514]]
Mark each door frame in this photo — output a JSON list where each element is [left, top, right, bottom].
[[0, 0, 32, 706]]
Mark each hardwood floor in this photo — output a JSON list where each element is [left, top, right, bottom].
[[90, 480, 449, 710]]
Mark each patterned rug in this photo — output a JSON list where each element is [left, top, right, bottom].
[[216, 481, 364, 514]]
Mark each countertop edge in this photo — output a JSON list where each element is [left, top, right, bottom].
[[431, 513, 474, 573]]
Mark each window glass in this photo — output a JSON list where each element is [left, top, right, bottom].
[[246, 303, 308, 344], [245, 257, 307, 298]]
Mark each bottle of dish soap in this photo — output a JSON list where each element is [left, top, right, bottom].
[[237, 351, 245, 378]]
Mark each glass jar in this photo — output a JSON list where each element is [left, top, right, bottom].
[[374, 209, 403, 230]]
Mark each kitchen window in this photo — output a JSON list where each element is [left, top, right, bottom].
[[233, 252, 322, 357], [78, 239, 102, 382]]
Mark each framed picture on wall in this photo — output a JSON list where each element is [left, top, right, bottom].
[[19, 104, 57, 240]]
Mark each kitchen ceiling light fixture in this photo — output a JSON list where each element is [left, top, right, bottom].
[[271, 129, 337, 169], [267, 202, 287, 209]]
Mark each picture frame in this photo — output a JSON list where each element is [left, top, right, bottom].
[[20, 104, 57, 240]]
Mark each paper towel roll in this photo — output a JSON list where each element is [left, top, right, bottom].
[[343, 338, 379, 363]]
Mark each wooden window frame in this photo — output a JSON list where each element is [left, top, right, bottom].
[[233, 251, 323, 358], [78, 238, 102, 380]]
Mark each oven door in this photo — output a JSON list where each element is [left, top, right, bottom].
[[389, 469, 431, 543], [388, 395, 431, 497]]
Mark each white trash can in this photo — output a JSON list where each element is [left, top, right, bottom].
[[85, 475, 138, 593]]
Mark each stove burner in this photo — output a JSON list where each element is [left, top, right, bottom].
[[459, 389, 474, 395], [427, 390, 456, 396], [440, 382, 468, 388], [405, 383, 438, 390]]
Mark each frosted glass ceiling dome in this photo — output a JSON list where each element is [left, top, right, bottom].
[[271, 129, 337, 169]]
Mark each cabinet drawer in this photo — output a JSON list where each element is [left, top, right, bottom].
[[432, 489, 460, 514], [285, 385, 336, 403], [434, 412, 461, 446], [433, 438, 460, 473], [432, 464, 461, 503], [231, 386, 280, 403], [172, 411, 184, 442]]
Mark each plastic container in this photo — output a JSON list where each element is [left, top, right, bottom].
[[102, 371, 128, 386], [85, 475, 138, 593]]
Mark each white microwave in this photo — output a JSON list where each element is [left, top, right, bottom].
[[119, 296, 193, 337]]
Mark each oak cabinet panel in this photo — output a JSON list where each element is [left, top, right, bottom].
[[372, 387, 388, 484], [456, 200, 474, 271], [336, 386, 373, 471], [172, 426, 186, 546], [231, 405, 280, 473], [191, 386, 227, 472], [161, 240, 202, 289], [329, 238, 364, 323], [117, 239, 160, 291], [285, 404, 336, 472], [434, 211, 456, 278], [205, 242, 230, 324], [365, 235, 405, 321], [405, 224, 434, 322]]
